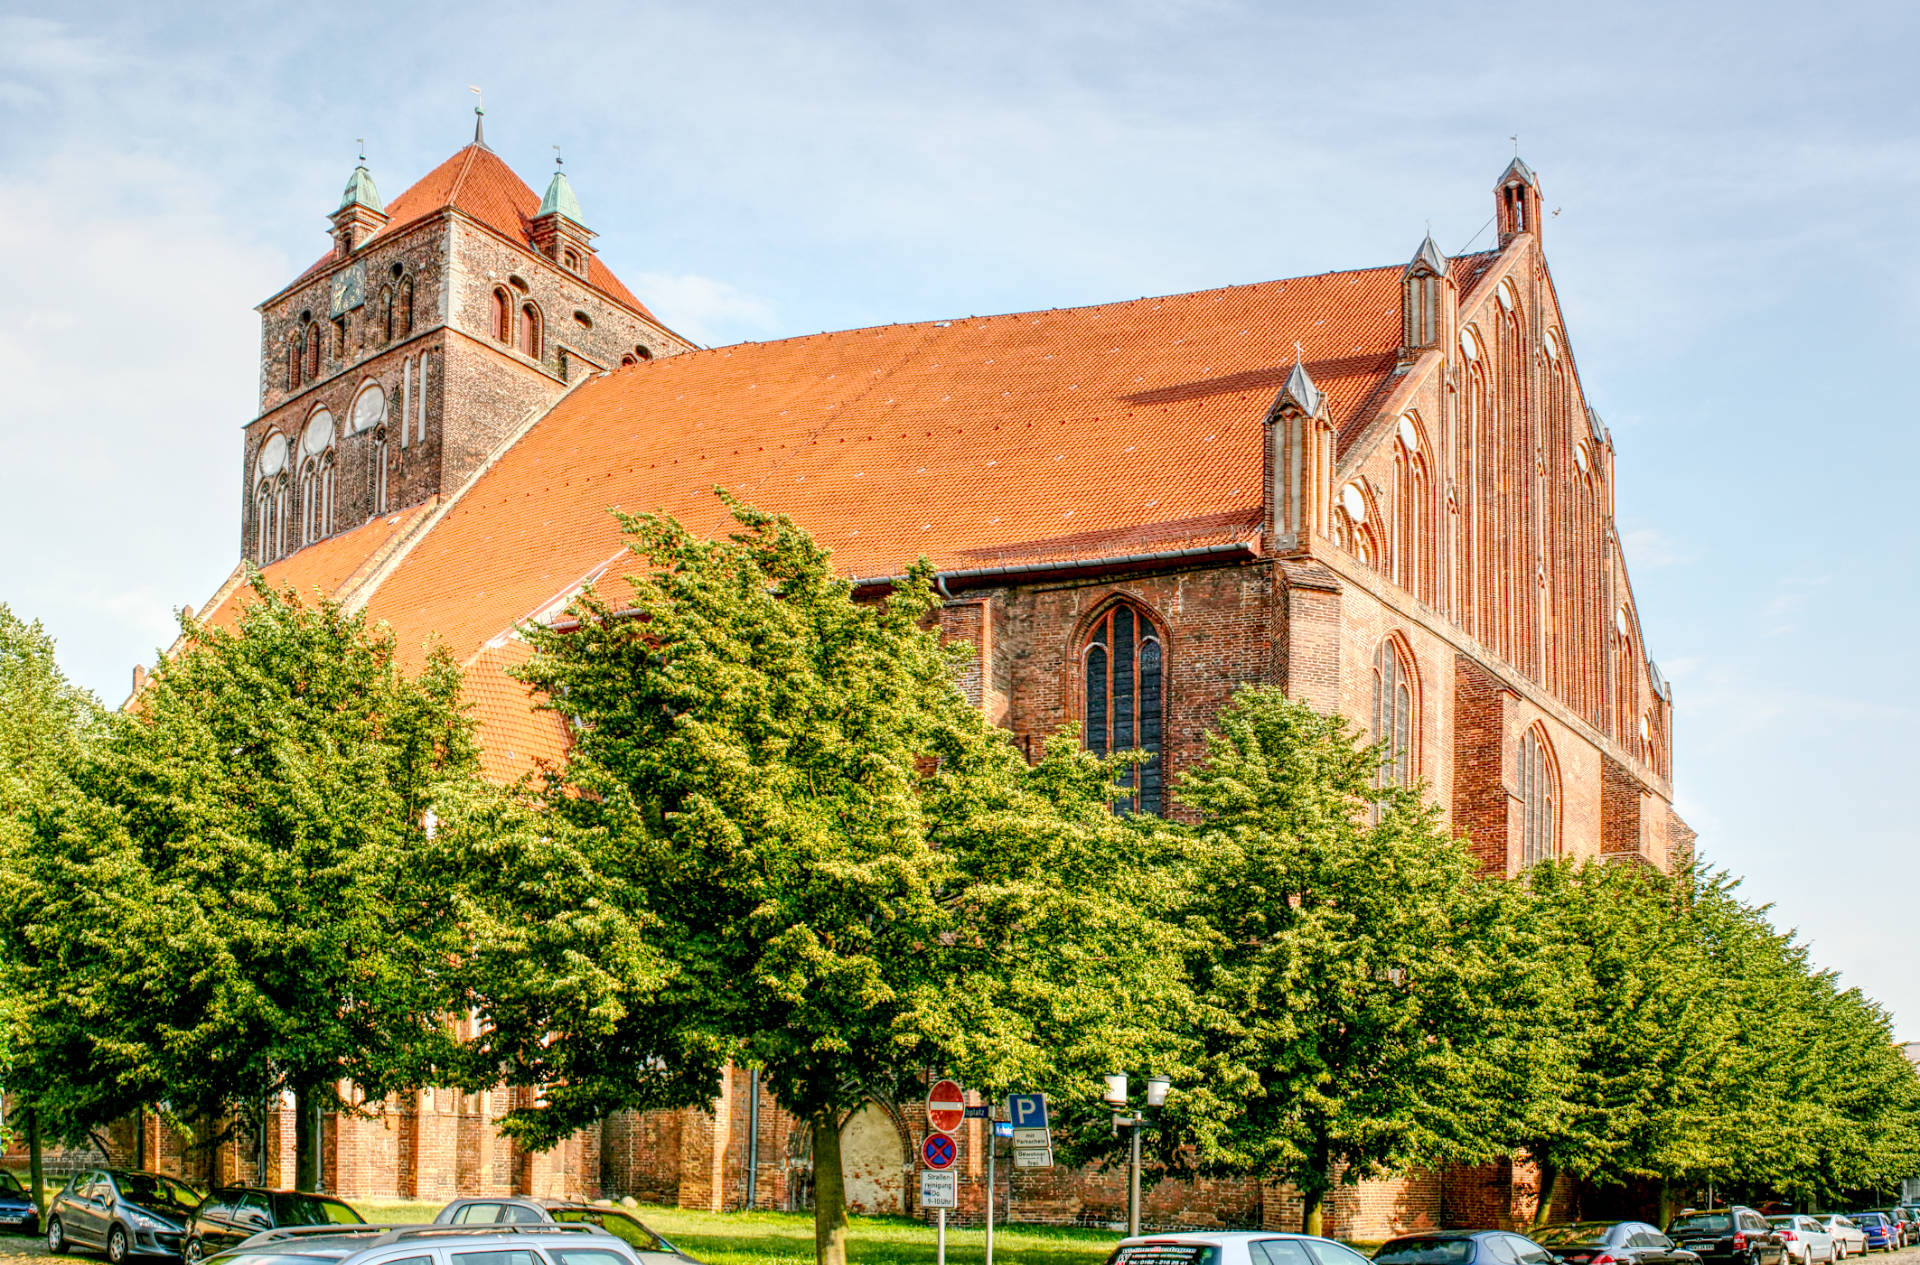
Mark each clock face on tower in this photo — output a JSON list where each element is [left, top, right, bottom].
[[330, 262, 366, 317]]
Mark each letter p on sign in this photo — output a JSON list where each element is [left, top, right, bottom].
[[1008, 1093, 1048, 1129]]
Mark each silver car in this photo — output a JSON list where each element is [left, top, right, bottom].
[[1106, 1230, 1378, 1265], [215, 1224, 650, 1265], [432, 1200, 696, 1265]]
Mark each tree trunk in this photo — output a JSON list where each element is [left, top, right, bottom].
[[294, 1088, 319, 1192], [811, 1110, 849, 1265], [1533, 1158, 1559, 1227], [1302, 1188, 1325, 1237], [27, 1107, 45, 1219]]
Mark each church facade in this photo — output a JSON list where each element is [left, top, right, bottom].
[[130, 128, 1681, 1233]]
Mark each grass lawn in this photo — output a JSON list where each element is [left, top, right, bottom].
[[354, 1202, 1120, 1265]]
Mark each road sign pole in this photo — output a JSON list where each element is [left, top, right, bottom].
[[937, 1206, 946, 1265], [1128, 1118, 1142, 1238], [985, 1116, 996, 1265]]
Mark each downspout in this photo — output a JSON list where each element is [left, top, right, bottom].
[[745, 1069, 760, 1210]]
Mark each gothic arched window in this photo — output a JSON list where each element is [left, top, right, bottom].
[[397, 279, 414, 337], [255, 484, 274, 564], [304, 328, 321, 383], [518, 302, 542, 360], [1518, 726, 1558, 867], [1373, 638, 1415, 788], [1081, 602, 1165, 816], [272, 474, 290, 560], [372, 429, 389, 515], [491, 288, 513, 343]]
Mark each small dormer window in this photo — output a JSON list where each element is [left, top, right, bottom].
[[562, 247, 581, 273]]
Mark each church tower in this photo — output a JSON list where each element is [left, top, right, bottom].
[[241, 123, 692, 565]]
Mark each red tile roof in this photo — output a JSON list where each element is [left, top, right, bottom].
[[295, 146, 658, 324], [199, 502, 435, 633], [363, 262, 1444, 671], [459, 640, 571, 781]]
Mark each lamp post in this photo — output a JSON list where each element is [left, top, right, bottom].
[[1105, 1073, 1172, 1238]]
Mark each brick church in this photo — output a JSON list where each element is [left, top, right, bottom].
[[114, 120, 1684, 1232]]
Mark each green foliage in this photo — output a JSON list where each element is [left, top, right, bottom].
[[488, 498, 1183, 1265], [0, 580, 480, 1146], [1157, 688, 1545, 1222]]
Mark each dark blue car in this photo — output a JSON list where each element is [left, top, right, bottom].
[[1375, 1230, 1559, 1265], [0, 1169, 38, 1234], [1845, 1216, 1897, 1253]]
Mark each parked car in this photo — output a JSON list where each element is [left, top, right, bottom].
[[46, 1169, 201, 1263], [1765, 1216, 1835, 1265], [212, 1225, 649, 1265], [183, 1188, 363, 1264], [1871, 1212, 1913, 1249], [1665, 1208, 1787, 1265], [0, 1169, 40, 1235], [1814, 1218, 1866, 1260], [1534, 1221, 1702, 1265], [1842, 1215, 1898, 1253], [431, 1198, 697, 1265], [1374, 1230, 1559, 1265], [1106, 1230, 1376, 1265]]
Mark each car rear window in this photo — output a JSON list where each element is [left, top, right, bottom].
[[1671, 1216, 1732, 1236], [272, 1195, 363, 1227], [1375, 1239, 1476, 1265], [1535, 1225, 1616, 1248], [1106, 1244, 1223, 1265], [1251, 1242, 1315, 1265]]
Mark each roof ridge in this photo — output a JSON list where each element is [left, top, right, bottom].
[[445, 144, 484, 209]]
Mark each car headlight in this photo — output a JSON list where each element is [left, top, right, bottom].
[[129, 1211, 179, 1232]]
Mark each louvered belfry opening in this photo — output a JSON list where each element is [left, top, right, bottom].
[[1082, 603, 1165, 816]]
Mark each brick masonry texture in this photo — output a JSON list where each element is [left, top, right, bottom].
[[142, 153, 1690, 1231]]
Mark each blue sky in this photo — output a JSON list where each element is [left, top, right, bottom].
[[2, 2, 1915, 1029]]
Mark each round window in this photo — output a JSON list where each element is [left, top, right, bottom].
[[352, 384, 387, 433], [302, 410, 335, 456], [1459, 327, 1479, 361], [1341, 483, 1367, 524], [257, 433, 289, 482]]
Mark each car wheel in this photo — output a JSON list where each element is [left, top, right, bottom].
[[47, 1217, 67, 1255], [107, 1224, 129, 1265], [185, 1238, 206, 1265]]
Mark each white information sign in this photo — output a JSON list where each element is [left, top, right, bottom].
[[1011, 1127, 1049, 1148], [920, 1170, 958, 1208], [1012, 1146, 1055, 1168]]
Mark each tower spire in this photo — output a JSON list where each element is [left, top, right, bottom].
[[469, 85, 487, 148]]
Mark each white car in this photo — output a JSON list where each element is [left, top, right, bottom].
[[1107, 1231, 1377, 1265], [1815, 1217, 1867, 1261], [1769, 1215, 1836, 1265]]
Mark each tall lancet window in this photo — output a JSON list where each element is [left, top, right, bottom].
[[1373, 638, 1415, 789], [1518, 727, 1559, 867], [1081, 603, 1165, 816]]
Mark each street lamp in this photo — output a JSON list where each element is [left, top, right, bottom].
[[1107, 1073, 1172, 1238]]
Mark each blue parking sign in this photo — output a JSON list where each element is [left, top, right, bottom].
[[1007, 1093, 1048, 1129]]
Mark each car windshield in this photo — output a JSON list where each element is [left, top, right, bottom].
[[116, 1173, 200, 1213], [0, 1171, 23, 1195], [1375, 1239, 1475, 1265], [549, 1209, 664, 1253], [270, 1194, 363, 1226], [1670, 1216, 1733, 1236], [1534, 1225, 1617, 1248]]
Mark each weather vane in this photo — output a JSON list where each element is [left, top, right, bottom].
[[469, 85, 483, 112], [356, 137, 366, 164], [1511, 133, 1520, 156], [553, 144, 563, 168]]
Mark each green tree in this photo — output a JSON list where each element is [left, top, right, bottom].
[[1166, 687, 1542, 1234], [3, 581, 478, 1189], [471, 499, 1185, 1265], [1514, 860, 1734, 1222], [0, 604, 106, 1213]]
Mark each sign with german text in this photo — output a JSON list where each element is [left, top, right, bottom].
[[920, 1170, 958, 1208], [1012, 1146, 1054, 1168], [927, 1079, 967, 1135]]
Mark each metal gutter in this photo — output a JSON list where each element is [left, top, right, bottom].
[[850, 540, 1259, 593]]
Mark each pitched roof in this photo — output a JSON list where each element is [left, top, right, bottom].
[[362, 261, 1450, 671], [199, 501, 435, 633], [294, 146, 657, 323]]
